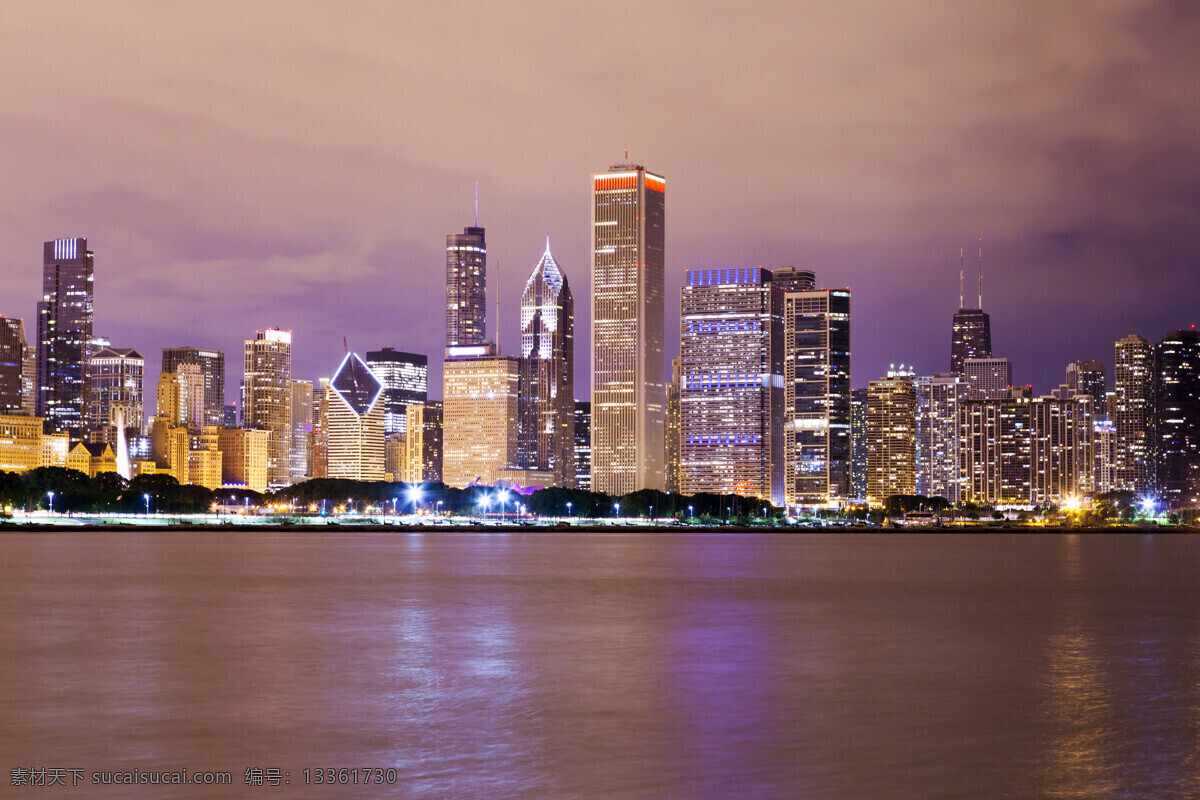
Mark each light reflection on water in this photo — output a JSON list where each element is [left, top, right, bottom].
[[0, 532, 1196, 799]]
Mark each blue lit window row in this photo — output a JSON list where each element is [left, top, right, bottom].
[[687, 434, 762, 445], [686, 373, 763, 390], [686, 319, 761, 334]]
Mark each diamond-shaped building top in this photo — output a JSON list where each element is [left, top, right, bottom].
[[331, 353, 383, 417]]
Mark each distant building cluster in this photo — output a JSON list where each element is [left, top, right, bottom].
[[4, 170, 1197, 511]]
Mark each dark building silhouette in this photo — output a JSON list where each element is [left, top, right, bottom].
[[37, 237, 94, 436], [1156, 329, 1200, 508]]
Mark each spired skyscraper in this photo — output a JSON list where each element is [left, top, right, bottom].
[[950, 247, 992, 376], [446, 224, 487, 348], [591, 162, 666, 494], [37, 237, 94, 436], [519, 239, 575, 488]]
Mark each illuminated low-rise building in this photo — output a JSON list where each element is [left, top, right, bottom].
[[0, 413, 45, 472], [218, 428, 269, 491]]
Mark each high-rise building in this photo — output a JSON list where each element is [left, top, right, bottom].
[[290, 379, 313, 483], [443, 345, 520, 487], [950, 309, 992, 376], [1066, 360, 1107, 417], [223, 404, 238, 429], [243, 328, 293, 487], [162, 347, 225, 428], [866, 371, 917, 505], [405, 401, 443, 483], [958, 390, 1033, 505], [574, 400, 591, 492], [518, 240, 575, 487], [0, 317, 30, 414], [1155, 329, 1200, 508], [1114, 333, 1155, 494], [770, 267, 816, 293], [850, 387, 868, 499], [964, 357, 1013, 400], [665, 359, 681, 494], [679, 268, 784, 504], [325, 353, 386, 481], [85, 347, 144, 444], [1030, 394, 1094, 505], [914, 373, 969, 502], [1093, 419, 1117, 494], [446, 225, 487, 348], [218, 428, 270, 491], [37, 237, 94, 437], [591, 163, 666, 495], [781, 285, 852, 507], [365, 348, 427, 436]]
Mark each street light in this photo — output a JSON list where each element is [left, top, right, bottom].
[[47, 491, 55, 515], [498, 489, 510, 519], [566, 501, 572, 519], [144, 493, 151, 515], [613, 502, 621, 521], [688, 504, 694, 522], [407, 484, 423, 514]]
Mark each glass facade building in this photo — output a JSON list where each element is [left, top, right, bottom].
[[1155, 329, 1200, 508], [37, 237, 94, 437], [574, 401, 591, 492], [365, 348, 428, 436], [446, 226, 487, 348], [950, 308, 992, 376], [0, 316, 29, 415], [162, 347, 225, 428]]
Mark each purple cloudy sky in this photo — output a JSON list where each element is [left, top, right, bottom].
[[3, 1, 1198, 402]]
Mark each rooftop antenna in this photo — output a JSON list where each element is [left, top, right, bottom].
[[494, 259, 500, 355], [959, 247, 964, 309], [474, 181, 479, 227], [977, 238, 983, 309], [624, 147, 628, 161], [343, 335, 348, 354]]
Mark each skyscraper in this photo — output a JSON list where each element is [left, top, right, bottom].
[[85, 347, 144, 444], [162, 347, 225, 428], [325, 353, 385, 481], [1155, 329, 1200, 508], [446, 225, 487, 347], [1114, 333, 1154, 494], [679, 268, 784, 504], [665, 358, 681, 494], [781, 284, 852, 507], [958, 391, 1033, 505], [290, 379, 313, 483], [574, 401, 591, 492], [1066, 360, 1106, 415], [591, 162, 666, 495], [867, 371, 917, 504], [964, 357, 1013, 400], [0, 317, 29, 414], [950, 310, 993, 376], [443, 345, 520, 487], [914, 373, 970, 502], [366, 348, 428, 435], [850, 387, 868, 499], [1030, 393, 1094, 505], [243, 328, 293, 487], [518, 239, 575, 487], [37, 237, 94, 437], [405, 401, 443, 483]]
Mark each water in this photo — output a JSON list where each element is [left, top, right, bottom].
[[1, 532, 1197, 798]]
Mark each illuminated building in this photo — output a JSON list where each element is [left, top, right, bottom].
[[243, 328, 292, 487], [385, 433, 407, 482], [37, 237, 94, 437], [1066, 360, 1107, 418], [518, 239, 574, 487], [574, 401, 591, 491], [1155, 329, 1200, 508], [850, 388, 868, 499], [84, 347, 144, 445], [405, 401, 442, 483], [41, 431, 69, 468], [1114, 333, 1154, 493], [781, 285, 852, 507], [223, 404, 237, 428], [1093, 419, 1117, 494], [310, 377, 329, 479], [915, 373, 969, 502], [679, 268, 784, 504], [950, 309, 992, 376], [1030, 394, 1094, 505], [290, 379, 313, 483], [964, 357, 1012, 400], [188, 427, 223, 490], [958, 389, 1033, 505], [0, 317, 29, 414], [665, 359, 681, 494], [0, 413, 44, 472], [591, 163, 666, 494], [443, 344, 520, 488], [162, 347, 225, 428], [446, 225, 487, 347], [866, 370, 916, 504], [218, 427, 269, 490], [325, 353, 386, 481], [365, 348, 427, 435], [770, 267, 816, 293]]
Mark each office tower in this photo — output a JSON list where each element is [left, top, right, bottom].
[[0, 414, 43, 473], [385, 433, 408, 482], [223, 404, 238, 428], [310, 378, 330, 479], [866, 371, 917, 504], [21, 341, 35, 416], [162, 348, 225, 428], [1114, 334, 1155, 494], [958, 390, 1033, 505], [781, 286, 852, 507], [850, 388, 868, 499], [679, 268, 784, 504], [443, 345, 520, 487], [1066, 360, 1107, 416], [446, 225, 487, 347], [665, 359, 681, 494], [770, 267, 816, 293], [1155, 329, 1200, 508], [1030, 394, 1094, 505], [964, 357, 1013, 400], [405, 402, 443, 483], [187, 427, 223, 490], [950, 310, 993, 376], [37, 237, 94, 436], [915, 373, 970, 502], [85, 347, 144, 444], [243, 328, 293, 487], [0, 317, 29, 414], [1093, 419, 1117, 494], [325, 353, 386, 481], [574, 400, 591, 491], [219, 428, 270, 490], [365, 348, 428, 436], [517, 240, 575, 487], [290, 379, 313, 483], [591, 162, 666, 495]]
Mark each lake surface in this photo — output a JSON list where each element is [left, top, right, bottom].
[[1, 532, 1197, 798]]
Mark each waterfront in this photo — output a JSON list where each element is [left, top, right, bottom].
[[1, 532, 1197, 798]]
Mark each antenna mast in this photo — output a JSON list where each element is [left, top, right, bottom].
[[494, 260, 500, 355], [977, 238, 983, 309], [959, 248, 964, 309], [474, 181, 479, 227]]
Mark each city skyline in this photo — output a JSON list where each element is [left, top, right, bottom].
[[3, 4, 1199, 406]]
